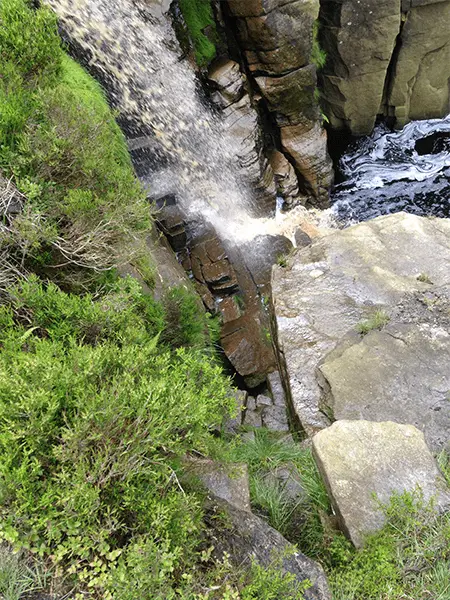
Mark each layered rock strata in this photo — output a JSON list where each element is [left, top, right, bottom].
[[225, 0, 333, 205], [208, 59, 277, 214]]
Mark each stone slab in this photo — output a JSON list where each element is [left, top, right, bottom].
[[312, 420, 450, 547]]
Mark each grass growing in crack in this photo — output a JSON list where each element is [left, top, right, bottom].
[[226, 430, 331, 556], [356, 309, 390, 335], [417, 273, 433, 284], [437, 449, 450, 486], [311, 21, 327, 70]]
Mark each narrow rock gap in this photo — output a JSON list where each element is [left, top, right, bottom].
[[381, 9, 408, 126]]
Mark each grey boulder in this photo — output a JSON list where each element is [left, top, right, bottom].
[[312, 420, 450, 547]]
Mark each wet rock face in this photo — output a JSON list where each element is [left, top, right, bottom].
[[208, 59, 277, 214], [226, 0, 333, 204], [319, 0, 450, 134], [313, 420, 450, 547], [155, 214, 278, 385]]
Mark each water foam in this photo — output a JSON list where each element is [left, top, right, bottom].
[[45, 0, 264, 243], [332, 115, 450, 222]]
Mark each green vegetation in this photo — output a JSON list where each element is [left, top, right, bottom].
[[2, 3, 450, 600], [311, 21, 327, 70], [178, 0, 217, 67], [417, 272, 433, 284], [0, 0, 148, 291], [329, 491, 450, 600], [0, 277, 234, 597], [223, 430, 331, 558], [0, 545, 48, 600], [356, 309, 390, 335], [223, 432, 450, 600], [0, 2, 312, 598]]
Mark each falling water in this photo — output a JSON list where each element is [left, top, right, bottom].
[[44, 0, 275, 243], [332, 115, 450, 223]]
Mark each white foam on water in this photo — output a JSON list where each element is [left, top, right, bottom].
[[340, 114, 450, 190]]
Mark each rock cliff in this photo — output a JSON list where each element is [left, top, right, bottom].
[[225, 0, 334, 205], [319, 0, 450, 134], [271, 213, 450, 444]]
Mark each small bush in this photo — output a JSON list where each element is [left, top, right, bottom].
[[0, 0, 61, 84], [0, 281, 234, 596], [161, 285, 211, 349], [417, 272, 433, 284]]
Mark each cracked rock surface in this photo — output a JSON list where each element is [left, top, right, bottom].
[[271, 213, 450, 439], [318, 288, 450, 451]]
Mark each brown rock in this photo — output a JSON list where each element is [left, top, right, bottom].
[[269, 150, 301, 202], [281, 122, 333, 203], [202, 259, 234, 285], [387, 2, 450, 126], [208, 59, 245, 107], [320, 0, 401, 134], [205, 237, 227, 262], [219, 296, 242, 324]]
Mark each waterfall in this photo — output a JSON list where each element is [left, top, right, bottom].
[[44, 0, 270, 242], [332, 115, 450, 223]]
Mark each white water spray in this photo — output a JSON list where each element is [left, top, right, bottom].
[[45, 0, 309, 244]]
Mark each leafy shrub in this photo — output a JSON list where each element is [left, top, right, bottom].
[[161, 285, 212, 349], [0, 1, 149, 284], [0, 0, 61, 84], [9, 275, 166, 345], [0, 281, 233, 596]]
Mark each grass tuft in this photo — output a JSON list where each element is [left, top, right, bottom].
[[356, 309, 390, 335]]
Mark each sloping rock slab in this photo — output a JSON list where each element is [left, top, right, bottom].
[[312, 420, 450, 547], [205, 498, 331, 599], [185, 459, 251, 512], [272, 213, 450, 436], [318, 288, 450, 451]]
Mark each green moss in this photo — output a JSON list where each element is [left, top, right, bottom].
[[178, 0, 217, 67]]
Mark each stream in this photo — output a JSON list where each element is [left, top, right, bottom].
[[331, 115, 450, 223]]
